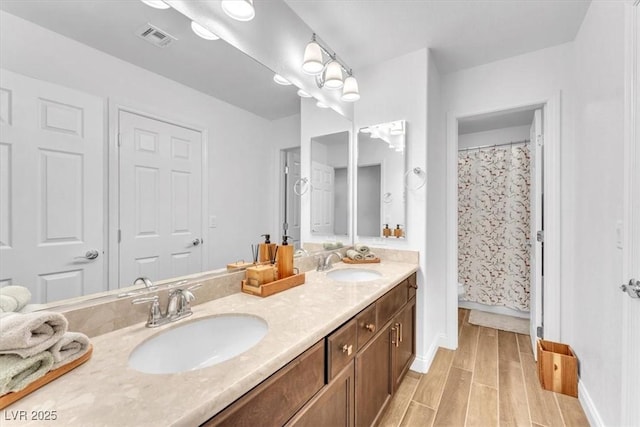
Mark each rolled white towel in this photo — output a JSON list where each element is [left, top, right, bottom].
[[49, 332, 90, 369], [364, 253, 377, 260], [0, 351, 54, 394], [0, 312, 68, 358], [346, 249, 364, 261], [354, 243, 370, 254], [0, 286, 32, 313]]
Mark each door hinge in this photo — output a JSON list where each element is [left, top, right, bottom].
[[284, 165, 289, 174], [537, 134, 543, 147], [536, 230, 544, 243], [537, 326, 544, 338], [117, 133, 122, 147], [117, 229, 121, 243]]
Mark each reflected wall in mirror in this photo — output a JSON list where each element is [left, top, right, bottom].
[[310, 131, 349, 237], [0, 1, 302, 305], [357, 120, 407, 238]]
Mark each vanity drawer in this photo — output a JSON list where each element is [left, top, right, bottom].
[[407, 273, 417, 300], [327, 319, 357, 381], [377, 282, 408, 326], [205, 340, 325, 427], [355, 303, 377, 351]]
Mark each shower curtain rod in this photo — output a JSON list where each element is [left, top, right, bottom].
[[458, 139, 530, 152]]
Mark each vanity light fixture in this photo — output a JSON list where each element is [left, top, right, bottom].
[[297, 89, 312, 98], [221, 0, 255, 22], [273, 74, 292, 86], [191, 21, 219, 40], [301, 33, 360, 102], [140, 0, 170, 9]]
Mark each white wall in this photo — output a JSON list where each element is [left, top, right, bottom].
[[0, 11, 276, 276], [568, 2, 626, 424], [354, 48, 432, 371], [458, 125, 530, 149]]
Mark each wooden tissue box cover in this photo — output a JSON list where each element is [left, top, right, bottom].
[[246, 265, 277, 285], [242, 273, 305, 298], [536, 339, 578, 397]]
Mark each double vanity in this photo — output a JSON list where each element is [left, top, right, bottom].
[[12, 261, 418, 426]]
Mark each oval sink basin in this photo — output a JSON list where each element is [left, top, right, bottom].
[[327, 268, 382, 282], [128, 314, 268, 374]]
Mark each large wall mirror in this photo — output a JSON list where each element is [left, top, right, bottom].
[[0, 1, 309, 305], [356, 120, 407, 239]]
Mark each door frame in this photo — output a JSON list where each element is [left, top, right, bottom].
[[444, 92, 562, 349], [107, 100, 209, 290], [279, 147, 301, 248], [621, 1, 639, 424]]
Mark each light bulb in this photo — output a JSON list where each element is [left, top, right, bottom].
[[140, 0, 170, 9], [273, 74, 291, 85], [297, 89, 312, 98], [302, 41, 324, 75], [191, 21, 219, 40], [323, 60, 343, 89], [341, 75, 360, 102], [221, 0, 255, 22], [316, 101, 329, 109]]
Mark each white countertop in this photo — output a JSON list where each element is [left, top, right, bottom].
[[5, 261, 418, 427]]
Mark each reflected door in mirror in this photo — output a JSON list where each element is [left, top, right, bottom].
[[0, 70, 105, 303], [118, 111, 203, 286], [311, 161, 335, 235]]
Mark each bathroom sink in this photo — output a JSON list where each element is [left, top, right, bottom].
[[128, 314, 268, 374], [327, 268, 382, 282]]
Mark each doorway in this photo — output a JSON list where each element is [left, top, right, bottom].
[[280, 147, 301, 249], [456, 108, 542, 347], [445, 94, 562, 351]]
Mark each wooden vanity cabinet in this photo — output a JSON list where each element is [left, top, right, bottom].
[[203, 273, 417, 427]]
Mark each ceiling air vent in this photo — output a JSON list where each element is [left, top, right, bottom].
[[135, 23, 177, 48]]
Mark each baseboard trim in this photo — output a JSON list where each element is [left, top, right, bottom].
[[411, 334, 443, 373], [578, 379, 604, 427], [458, 300, 530, 319]]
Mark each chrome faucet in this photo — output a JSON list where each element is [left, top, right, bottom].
[[132, 284, 201, 328], [317, 251, 343, 271], [133, 276, 158, 292]]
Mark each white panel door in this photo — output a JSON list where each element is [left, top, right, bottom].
[[0, 69, 104, 303], [284, 149, 301, 247], [118, 111, 202, 286], [529, 109, 544, 352], [621, 3, 639, 425], [310, 160, 334, 235]]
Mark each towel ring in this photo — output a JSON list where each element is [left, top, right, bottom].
[[293, 177, 311, 196], [404, 167, 426, 190]]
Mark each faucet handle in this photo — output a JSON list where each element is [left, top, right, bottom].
[[132, 295, 162, 327]]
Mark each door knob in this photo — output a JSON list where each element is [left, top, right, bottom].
[[75, 250, 99, 260], [621, 279, 640, 299], [192, 238, 202, 246]]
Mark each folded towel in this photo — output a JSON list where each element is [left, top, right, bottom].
[[0, 351, 54, 394], [354, 243, 370, 254], [0, 312, 68, 358], [323, 242, 344, 250], [0, 286, 32, 313], [49, 332, 90, 369], [346, 249, 364, 260], [365, 253, 377, 260]]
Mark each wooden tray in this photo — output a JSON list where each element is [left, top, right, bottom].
[[0, 345, 93, 409], [343, 257, 381, 264], [242, 273, 305, 297]]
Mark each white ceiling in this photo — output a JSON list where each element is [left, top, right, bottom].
[[1, 1, 592, 122], [284, 0, 591, 73]]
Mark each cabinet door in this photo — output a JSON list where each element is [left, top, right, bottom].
[[287, 362, 354, 427], [392, 298, 416, 391], [355, 322, 393, 427]]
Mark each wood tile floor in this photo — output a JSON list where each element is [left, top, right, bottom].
[[380, 308, 590, 427]]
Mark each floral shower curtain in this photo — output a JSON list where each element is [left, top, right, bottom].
[[458, 144, 531, 311]]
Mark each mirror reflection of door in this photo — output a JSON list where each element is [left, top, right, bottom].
[[310, 131, 349, 237], [118, 110, 203, 286], [0, 70, 106, 303], [282, 148, 301, 248]]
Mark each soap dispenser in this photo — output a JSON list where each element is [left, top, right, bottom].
[[259, 234, 277, 263], [382, 224, 391, 238], [276, 235, 294, 279], [393, 224, 404, 238]]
